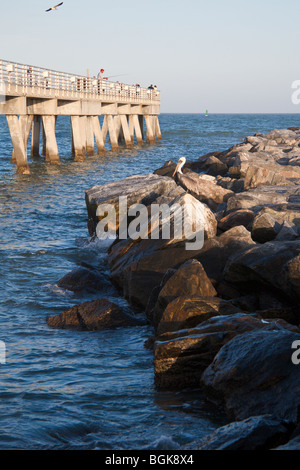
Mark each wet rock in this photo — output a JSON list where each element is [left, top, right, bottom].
[[151, 260, 217, 328], [57, 266, 108, 293], [47, 298, 144, 330], [201, 329, 300, 422], [192, 415, 291, 450], [85, 174, 177, 236], [154, 313, 298, 390]]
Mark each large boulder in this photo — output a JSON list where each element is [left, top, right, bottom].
[[224, 240, 300, 305], [154, 313, 298, 390], [108, 191, 217, 308], [274, 436, 300, 450], [85, 174, 177, 236], [174, 170, 234, 211], [155, 296, 241, 334], [191, 415, 291, 450], [201, 329, 300, 422], [251, 212, 282, 243], [243, 164, 300, 190], [57, 266, 108, 293], [195, 225, 255, 286], [47, 298, 144, 330], [218, 209, 255, 232], [151, 260, 217, 328]]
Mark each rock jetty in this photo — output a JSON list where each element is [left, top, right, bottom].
[[48, 127, 300, 450]]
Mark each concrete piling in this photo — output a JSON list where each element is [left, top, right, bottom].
[[6, 115, 30, 174], [42, 115, 60, 164]]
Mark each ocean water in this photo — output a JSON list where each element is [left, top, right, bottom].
[[0, 113, 299, 450]]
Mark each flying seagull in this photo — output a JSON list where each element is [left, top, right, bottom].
[[46, 2, 63, 12]]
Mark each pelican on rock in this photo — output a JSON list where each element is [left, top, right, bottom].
[[172, 157, 201, 196]]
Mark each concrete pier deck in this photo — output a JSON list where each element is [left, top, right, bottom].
[[0, 59, 161, 174]]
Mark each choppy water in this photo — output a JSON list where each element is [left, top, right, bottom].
[[0, 113, 299, 450]]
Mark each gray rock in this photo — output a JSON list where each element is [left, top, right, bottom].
[[224, 240, 300, 303], [85, 174, 177, 236], [108, 191, 217, 308], [274, 435, 300, 450], [251, 212, 282, 243], [192, 415, 291, 450], [154, 313, 299, 390], [201, 329, 300, 422]]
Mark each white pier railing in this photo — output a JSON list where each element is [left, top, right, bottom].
[[0, 59, 160, 103]]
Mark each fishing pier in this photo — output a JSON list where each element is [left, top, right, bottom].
[[0, 59, 161, 174]]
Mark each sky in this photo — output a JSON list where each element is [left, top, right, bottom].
[[0, 0, 300, 113]]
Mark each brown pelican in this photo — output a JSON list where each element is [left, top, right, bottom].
[[172, 157, 201, 195], [173, 156, 232, 211], [46, 2, 63, 12]]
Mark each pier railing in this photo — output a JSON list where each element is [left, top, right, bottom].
[[0, 59, 160, 103]]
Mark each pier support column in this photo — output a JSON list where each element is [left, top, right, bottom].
[[139, 115, 145, 141], [80, 116, 87, 156], [92, 116, 105, 154], [107, 115, 119, 151], [133, 115, 143, 144], [101, 116, 108, 143], [41, 121, 47, 157], [71, 116, 85, 161], [86, 116, 95, 156], [31, 115, 41, 157], [145, 115, 155, 144], [11, 115, 33, 164], [42, 115, 60, 164], [128, 116, 135, 143], [120, 115, 133, 148], [6, 115, 30, 174], [114, 116, 122, 143], [154, 116, 162, 140]]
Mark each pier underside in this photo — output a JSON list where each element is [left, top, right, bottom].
[[1, 97, 161, 174]]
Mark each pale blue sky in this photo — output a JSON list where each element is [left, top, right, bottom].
[[0, 0, 299, 113]]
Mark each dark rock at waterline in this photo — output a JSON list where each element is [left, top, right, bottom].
[[201, 329, 300, 422], [154, 313, 298, 390], [274, 436, 300, 450], [189, 415, 292, 450], [47, 298, 144, 331], [57, 266, 109, 293]]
